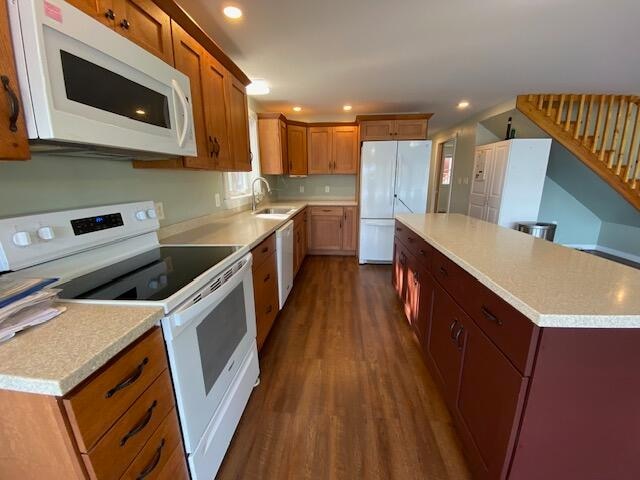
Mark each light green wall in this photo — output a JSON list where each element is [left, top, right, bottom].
[[0, 155, 226, 226], [271, 175, 357, 200], [598, 222, 640, 256]]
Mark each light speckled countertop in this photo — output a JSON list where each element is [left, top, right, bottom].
[[0, 303, 163, 395], [161, 200, 357, 248], [396, 213, 640, 328]]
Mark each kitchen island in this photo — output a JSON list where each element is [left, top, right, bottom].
[[393, 213, 640, 480]]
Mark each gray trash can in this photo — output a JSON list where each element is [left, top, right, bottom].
[[517, 222, 557, 241]]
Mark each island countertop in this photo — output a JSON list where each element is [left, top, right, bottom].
[[395, 213, 640, 328]]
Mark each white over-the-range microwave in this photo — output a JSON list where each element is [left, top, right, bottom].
[[7, 0, 197, 159]]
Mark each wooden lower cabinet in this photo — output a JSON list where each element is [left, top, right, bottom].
[[293, 208, 307, 276], [307, 206, 358, 255], [0, 328, 188, 480], [251, 234, 280, 351]]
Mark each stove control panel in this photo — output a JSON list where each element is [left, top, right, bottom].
[[0, 201, 160, 272]]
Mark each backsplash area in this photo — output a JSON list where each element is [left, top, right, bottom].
[[0, 155, 227, 226], [270, 175, 357, 201]]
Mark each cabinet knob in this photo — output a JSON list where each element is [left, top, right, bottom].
[[120, 19, 130, 29], [105, 8, 115, 20]]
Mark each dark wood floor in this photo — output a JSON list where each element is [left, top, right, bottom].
[[217, 256, 471, 480]]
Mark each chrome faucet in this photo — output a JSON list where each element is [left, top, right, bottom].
[[251, 176, 272, 211]]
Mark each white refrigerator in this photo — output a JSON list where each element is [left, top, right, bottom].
[[359, 140, 432, 264]]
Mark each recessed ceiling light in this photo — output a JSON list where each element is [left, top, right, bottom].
[[292, 106, 302, 112], [343, 105, 352, 111], [246, 79, 270, 96], [457, 101, 470, 109], [223, 5, 242, 19]]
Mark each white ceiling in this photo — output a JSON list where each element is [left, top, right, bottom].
[[176, 0, 640, 132]]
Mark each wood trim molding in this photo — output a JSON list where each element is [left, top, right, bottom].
[[259, 114, 358, 128], [150, 0, 250, 85], [258, 113, 287, 121], [356, 113, 434, 121]]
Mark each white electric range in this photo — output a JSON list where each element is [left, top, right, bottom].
[[0, 201, 259, 480]]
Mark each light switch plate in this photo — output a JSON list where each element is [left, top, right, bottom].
[[299, 186, 305, 193], [154, 202, 165, 220], [325, 186, 330, 193], [215, 193, 221, 207]]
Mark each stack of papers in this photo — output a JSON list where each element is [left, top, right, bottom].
[[0, 278, 66, 343]]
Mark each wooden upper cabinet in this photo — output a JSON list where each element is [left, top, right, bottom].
[[258, 117, 287, 175], [0, 0, 30, 160], [308, 127, 332, 174], [202, 53, 233, 170], [171, 22, 210, 169], [342, 206, 357, 251], [279, 120, 289, 173], [358, 115, 431, 141], [66, 0, 116, 28], [332, 126, 358, 174], [287, 124, 307, 175], [227, 75, 251, 172]]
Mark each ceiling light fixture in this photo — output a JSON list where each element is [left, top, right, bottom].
[[246, 79, 270, 96], [293, 106, 302, 112], [343, 105, 352, 111], [223, 5, 243, 19], [457, 101, 470, 109]]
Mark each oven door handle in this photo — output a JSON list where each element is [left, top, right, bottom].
[[170, 258, 253, 329]]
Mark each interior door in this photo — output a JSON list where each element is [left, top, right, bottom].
[[485, 143, 509, 224], [395, 141, 431, 213], [360, 142, 397, 219], [468, 146, 493, 220]]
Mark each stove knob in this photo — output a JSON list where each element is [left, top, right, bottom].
[[12, 231, 32, 247], [146, 208, 157, 219], [37, 226, 55, 241], [135, 210, 148, 221]]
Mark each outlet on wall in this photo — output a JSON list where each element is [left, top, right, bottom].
[[154, 202, 165, 220], [215, 193, 221, 207], [299, 186, 305, 193], [324, 185, 330, 193]]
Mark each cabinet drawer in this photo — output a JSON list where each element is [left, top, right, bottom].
[[82, 370, 175, 480], [431, 248, 471, 302], [157, 443, 189, 480], [310, 206, 343, 216], [251, 233, 276, 269], [120, 407, 182, 480], [394, 221, 431, 267], [64, 328, 167, 452], [253, 251, 279, 350], [464, 281, 539, 375]]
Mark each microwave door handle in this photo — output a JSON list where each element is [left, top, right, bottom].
[[171, 79, 189, 147]]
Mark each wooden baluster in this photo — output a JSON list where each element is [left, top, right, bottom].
[[528, 94, 535, 103], [599, 95, 616, 163], [608, 97, 627, 169], [625, 108, 640, 187], [556, 95, 566, 124], [564, 95, 575, 131], [574, 94, 586, 139], [592, 95, 606, 154], [537, 95, 544, 110], [546, 94, 555, 117], [616, 99, 635, 176], [583, 95, 596, 147]]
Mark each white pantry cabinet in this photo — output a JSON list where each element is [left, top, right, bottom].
[[468, 139, 551, 228]]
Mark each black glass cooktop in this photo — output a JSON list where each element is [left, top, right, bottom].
[[58, 246, 241, 302]]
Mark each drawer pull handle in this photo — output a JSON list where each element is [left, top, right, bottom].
[[449, 319, 458, 339], [322, 209, 332, 212], [481, 306, 502, 326], [407, 236, 414, 242], [120, 400, 157, 446], [439, 266, 448, 277], [264, 273, 270, 282], [455, 326, 465, 350], [105, 357, 149, 399], [1, 75, 20, 133], [395, 227, 402, 232], [136, 438, 165, 480], [261, 246, 269, 253]]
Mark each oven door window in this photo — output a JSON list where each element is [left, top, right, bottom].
[[196, 283, 248, 395], [60, 50, 171, 128]]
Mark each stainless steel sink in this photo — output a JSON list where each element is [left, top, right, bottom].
[[252, 206, 296, 217]]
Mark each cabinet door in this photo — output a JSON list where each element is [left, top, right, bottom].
[[341, 207, 358, 251], [114, 0, 173, 64], [287, 124, 308, 175], [0, 0, 30, 160], [414, 267, 434, 349], [395, 119, 428, 140], [171, 22, 210, 169], [359, 120, 395, 141], [202, 53, 233, 170], [428, 284, 467, 405], [253, 252, 279, 351], [307, 127, 332, 174], [293, 223, 303, 276], [258, 118, 285, 175], [279, 120, 289, 174], [405, 250, 420, 326], [392, 237, 407, 302], [457, 319, 528, 479], [332, 126, 359, 174], [309, 214, 343, 251], [302, 210, 308, 259], [226, 75, 252, 172], [66, 0, 116, 28]]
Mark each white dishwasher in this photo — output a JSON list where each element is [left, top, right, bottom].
[[276, 221, 294, 308]]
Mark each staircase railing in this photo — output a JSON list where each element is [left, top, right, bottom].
[[517, 94, 640, 211]]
